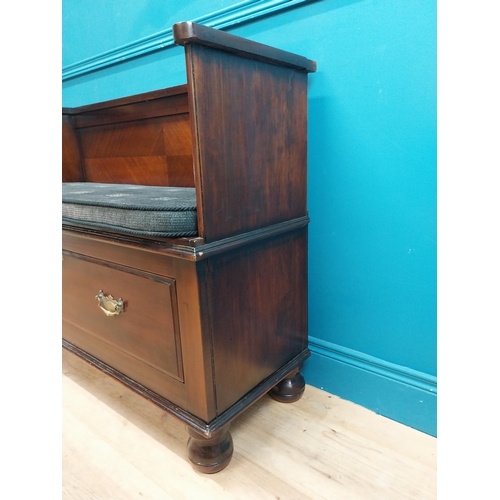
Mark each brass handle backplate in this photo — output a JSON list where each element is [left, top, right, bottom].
[[95, 290, 124, 317]]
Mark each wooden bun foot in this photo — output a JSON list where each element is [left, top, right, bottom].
[[269, 368, 305, 403], [186, 424, 233, 474]]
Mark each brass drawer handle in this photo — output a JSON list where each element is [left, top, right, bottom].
[[95, 290, 124, 317]]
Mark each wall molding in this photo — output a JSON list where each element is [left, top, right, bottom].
[[305, 337, 437, 436], [62, 0, 317, 81], [308, 336, 437, 394]]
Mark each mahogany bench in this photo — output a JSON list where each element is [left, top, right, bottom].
[[62, 21, 316, 473]]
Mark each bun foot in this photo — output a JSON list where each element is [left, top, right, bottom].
[[186, 424, 233, 473], [269, 368, 305, 403]]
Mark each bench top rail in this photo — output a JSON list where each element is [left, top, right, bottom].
[[173, 21, 316, 73]]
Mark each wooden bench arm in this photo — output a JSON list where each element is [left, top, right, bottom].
[[173, 21, 316, 73]]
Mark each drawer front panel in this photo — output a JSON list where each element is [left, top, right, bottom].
[[62, 251, 184, 381]]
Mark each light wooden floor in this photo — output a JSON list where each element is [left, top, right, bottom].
[[63, 348, 436, 500]]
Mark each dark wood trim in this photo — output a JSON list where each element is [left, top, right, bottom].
[[184, 45, 207, 239], [173, 21, 316, 73], [209, 348, 310, 432], [62, 225, 205, 255], [63, 339, 310, 437], [62, 84, 189, 115], [62, 216, 309, 261], [195, 216, 309, 259], [72, 95, 189, 129]]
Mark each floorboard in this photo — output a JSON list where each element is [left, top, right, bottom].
[[62, 348, 436, 499]]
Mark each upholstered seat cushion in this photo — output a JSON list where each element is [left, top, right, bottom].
[[62, 183, 198, 237]]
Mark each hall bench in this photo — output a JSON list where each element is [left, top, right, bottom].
[[62, 21, 316, 473]]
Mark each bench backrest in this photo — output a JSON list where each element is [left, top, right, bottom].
[[63, 21, 316, 243]]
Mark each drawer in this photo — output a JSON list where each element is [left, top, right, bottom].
[[62, 251, 184, 382]]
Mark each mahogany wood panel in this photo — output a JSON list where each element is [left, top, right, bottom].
[[61, 232, 217, 422], [206, 227, 308, 414], [162, 113, 196, 186], [78, 113, 194, 186], [62, 252, 184, 380], [84, 157, 168, 185], [186, 44, 309, 242], [79, 118, 166, 158], [62, 320, 187, 409], [62, 115, 84, 182], [162, 155, 195, 187]]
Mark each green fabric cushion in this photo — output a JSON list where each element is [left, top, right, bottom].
[[62, 183, 197, 237]]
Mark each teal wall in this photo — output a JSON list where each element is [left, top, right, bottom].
[[63, 0, 437, 436]]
